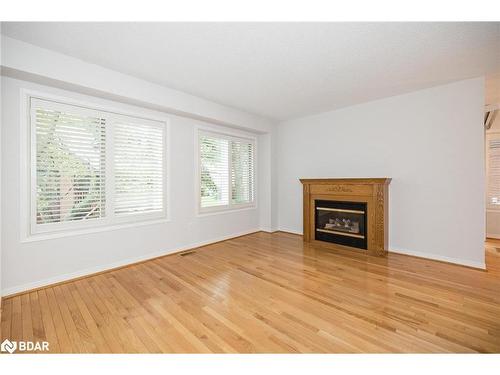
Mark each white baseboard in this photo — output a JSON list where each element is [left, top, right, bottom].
[[276, 227, 485, 269], [277, 227, 303, 236], [389, 248, 486, 270], [1, 228, 261, 297], [486, 233, 500, 239], [276, 226, 485, 269], [259, 227, 279, 233]]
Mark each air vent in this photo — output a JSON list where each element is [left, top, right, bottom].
[[180, 251, 196, 257]]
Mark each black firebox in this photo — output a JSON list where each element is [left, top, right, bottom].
[[314, 200, 367, 250]]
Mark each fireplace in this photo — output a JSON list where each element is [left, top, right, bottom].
[[300, 178, 391, 256], [315, 200, 367, 249]]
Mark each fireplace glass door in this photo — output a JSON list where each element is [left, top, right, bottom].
[[314, 200, 367, 249]]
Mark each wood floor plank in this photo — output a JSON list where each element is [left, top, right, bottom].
[[2, 232, 500, 353], [83, 276, 147, 353], [70, 279, 124, 353], [20, 293, 34, 344], [44, 288, 73, 352], [10, 296, 23, 343], [29, 292, 47, 345], [1, 298, 13, 342], [56, 284, 97, 353], [37, 290, 61, 352], [64, 284, 111, 353], [52, 285, 90, 353]]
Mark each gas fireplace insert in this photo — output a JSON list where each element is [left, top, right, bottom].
[[314, 200, 367, 249]]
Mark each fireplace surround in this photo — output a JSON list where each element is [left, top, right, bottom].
[[300, 178, 391, 256]]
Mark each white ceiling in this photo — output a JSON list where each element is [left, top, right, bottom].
[[2, 22, 499, 121]]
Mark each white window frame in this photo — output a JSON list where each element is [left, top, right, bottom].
[[486, 131, 500, 212], [20, 89, 170, 241], [195, 126, 257, 215]]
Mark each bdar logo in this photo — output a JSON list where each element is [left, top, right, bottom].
[[1, 339, 17, 354], [0, 339, 49, 353]]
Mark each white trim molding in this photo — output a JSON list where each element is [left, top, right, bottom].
[[277, 227, 303, 236], [389, 248, 486, 270]]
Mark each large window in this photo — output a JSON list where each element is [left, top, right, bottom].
[[198, 130, 255, 213], [29, 97, 167, 236], [487, 132, 500, 210]]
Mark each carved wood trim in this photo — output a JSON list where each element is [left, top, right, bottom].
[[303, 183, 311, 241], [374, 185, 386, 256]]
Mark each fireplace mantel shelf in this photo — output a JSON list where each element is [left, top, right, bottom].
[[300, 178, 391, 185], [300, 177, 391, 257]]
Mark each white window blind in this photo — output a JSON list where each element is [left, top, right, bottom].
[[231, 139, 255, 204], [33, 100, 106, 225], [487, 135, 500, 209], [30, 97, 167, 236], [199, 135, 229, 208], [199, 130, 255, 212], [114, 121, 164, 215]]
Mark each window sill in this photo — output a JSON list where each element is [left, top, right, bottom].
[[21, 218, 170, 243], [197, 205, 257, 217]]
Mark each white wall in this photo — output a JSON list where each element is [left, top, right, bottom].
[[0, 36, 3, 311], [1, 77, 270, 295], [276, 78, 486, 268]]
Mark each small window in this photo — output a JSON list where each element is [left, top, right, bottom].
[[487, 133, 500, 210], [198, 130, 255, 213], [30, 97, 167, 236]]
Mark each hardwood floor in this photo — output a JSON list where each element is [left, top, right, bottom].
[[2, 231, 500, 353]]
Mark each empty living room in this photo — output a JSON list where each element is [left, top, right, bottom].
[[1, 2, 500, 372]]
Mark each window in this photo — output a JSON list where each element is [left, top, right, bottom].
[[487, 133, 500, 210], [29, 97, 167, 236], [198, 130, 255, 213]]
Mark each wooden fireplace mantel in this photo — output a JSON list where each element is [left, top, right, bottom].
[[300, 178, 391, 256]]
